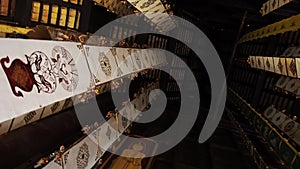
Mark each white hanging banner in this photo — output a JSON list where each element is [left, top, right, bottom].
[[274, 57, 287, 75], [286, 58, 297, 78], [263, 106, 277, 120], [61, 97, 74, 110], [269, 0, 279, 13], [140, 50, 152, 68], [10, 107, 44, 131], [62, 141, 81, 169], [271, 111, 288, 127], [84, 46, 168, 84], [131, 48, 146, 71], [263, 57, 275, 72], [84, 45, 118, 84], [278, 0, 293, 9], [256, 56, 265, 70], [280, 119, 299, 137], [114, 47, 136, 76], [280, 58, 288, 76], [284, 78, 300, 93], [261, 0, 292, 16], [41, 100, 66, 119], [261, 1, 270, 16], [0, 39, 91, 123], [0, 119, 12, 135], [64, 137, 99, 169], [296, 58, 300, 79]]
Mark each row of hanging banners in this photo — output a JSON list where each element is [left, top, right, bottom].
[[260, 0, 293, 16], [248, 46, 300, 78], [228, 89, 300, 169], [93, 0, 175, 32], [43, 81, 160, 169], [239, 12, 300, 43], [248, 55, 300, 78], [0, 38, 167, 135]]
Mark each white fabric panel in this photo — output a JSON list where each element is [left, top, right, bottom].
[[285, 79, 300, 93], [269, 0, 279, 13], [261, 1, 270, 16], [278, 0, 292, 8], [263, 57, 274, 72], [115, 48, 135, 76], [43, 82, 160, 169], [271, 111, 288, 127], [141, 50, 152, 68], [63, 141, 81, 169], [268, 57, 275, 72], [10, 107, 44, 131], [280, 58, 288, 75], [0, 39, 90, 123], [286, 58, 297, 78], [131, 48, 146, 71], [84, 46, 118, 84], [263, 106, 277, 120], [296, 58, 300, 79], [41, 100, 65, 119], [274, 57, 287, 75], [81, 136, 99, 169], [280, 119, 299, 137], [256, 56, 265, 70], [61, 97, 74, 110], [0, 119, 12, 135]]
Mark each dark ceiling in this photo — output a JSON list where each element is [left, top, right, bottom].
[[173, 0, 300, 31], [171, 0, 300, 66]]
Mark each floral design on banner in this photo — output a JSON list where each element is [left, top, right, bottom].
[[0, 46, 79, 97], [76, 143, 90, 169], [99, 52, 112, 77], [52, 46, 79, 92]]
